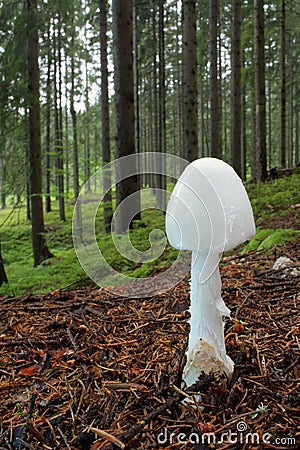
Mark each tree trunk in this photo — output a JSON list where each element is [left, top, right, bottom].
[[251, 91, 257, 179], [64, 99, 69, 196], [70, 7, 81, 230], [279, 0, 286, 168], [156, 0, 166, 211], [27, 0, 53, 266], [57, 3, 65, 221], [231, 0, 242, 177], [0, 241, 7, 286], [254, 0, 267, 182], [295, 103, 299, 166], [99, 0, 113, 233], [112, 0, 140, 233], [267, 43, 272, 168], [133, 1, 140, 166], [209, 0, 220, 157], [241, 47, 247, 180], [132, 1, 142, 210], [176, 9, 183, 159], [84, 56, 91, 192], [199, 79, 205, 157], [288, 52, 293, 168], [64, 57, 70, 197], [182, 0, 198, 162], [152, 1, 159, 190], [45, 18, 51, 213]]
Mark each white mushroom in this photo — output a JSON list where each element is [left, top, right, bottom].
[[166, 158, 256, 387]]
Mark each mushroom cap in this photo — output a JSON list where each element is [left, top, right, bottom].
[[166, 158, 256, 253]]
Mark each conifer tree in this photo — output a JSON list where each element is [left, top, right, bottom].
[[27, 0, 53, 266]]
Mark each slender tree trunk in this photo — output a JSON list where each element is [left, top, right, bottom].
[[148, 87, 154, 187], [288, 55, 293, 168], [267, 43, 272, 168], [0, 104, 8, 287], [27, 0, 53, 266], [156, 0, 166, 210], [64, 101, 69, 196], [94, 128, 99, 190], [241, 49, 247, 180], [152, 1, 159, 189], [133, 2, 140, 165], [218, 7, 223, 157], [112, 0, 140, 233], [176, 8, 183, 158], [25, 127, 31, 221], [132, 1, 142, 209], [45, 18, 51, 213], [231, 0, 242, 177], [295, 103, 299, 166], [209, 0, 220, 157], [64, 60, 70, 196], [254, 0, 267, 182], [223, 80, 228, 160], [182, 0, 198, 162], [57, 4, 65, 221], [53, 14, 65, 221], [199, 78, 205, 157], [0, 241, 7, 286], [99, 0, 113, 233], [280, 0, 286, 168], [70, 8, 81, 230], [84, 56, 91, 192], [251, 91, 257, 179]]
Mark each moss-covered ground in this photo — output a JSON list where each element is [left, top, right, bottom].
[[0, 172, 299, 296]]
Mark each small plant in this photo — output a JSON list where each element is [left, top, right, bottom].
[[252, 402, 268, 419], [14, 403, 26, 416]]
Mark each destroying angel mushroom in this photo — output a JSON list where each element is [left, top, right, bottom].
[[166, 158, 256, 387]]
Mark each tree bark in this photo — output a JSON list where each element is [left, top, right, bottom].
[[254, 0, 267, 182], [182, 0, 198, 162], [241, 47, 247, 180], [27, 0, 53, 266], [267, 43, 272, 168], [209, 0, 220, 158], [57, 2, 65, 221], [156, 0, 166, 211], [231, 0, 242, 177], [132, 0, 142, 212], [0, 241, 7, 286], [99, 0, 113, 233], [280, 0, 286, 168], [70, 6, 81, 231], [45, 18, 51, 213], [295, 103, 299, 166], [112, 0, 140, 233], [84, 55, 91, 192]]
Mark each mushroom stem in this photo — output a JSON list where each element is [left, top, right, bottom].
[[183, 251, 234, 387]]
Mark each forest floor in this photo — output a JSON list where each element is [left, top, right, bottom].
[[0, 232, 299, 449]]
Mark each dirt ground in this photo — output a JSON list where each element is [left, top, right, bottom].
[[0, 237, 299, 449]]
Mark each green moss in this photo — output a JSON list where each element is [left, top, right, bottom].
[[243, 228, 300, 253], [246, 173, 300, 225]]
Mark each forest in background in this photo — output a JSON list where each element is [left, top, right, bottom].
[[0, 0, 300, 287]]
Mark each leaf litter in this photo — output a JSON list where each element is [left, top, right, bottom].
[[0, 240, 299, 449]]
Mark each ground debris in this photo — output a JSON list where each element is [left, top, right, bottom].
[[0, 240, 299, 449]]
